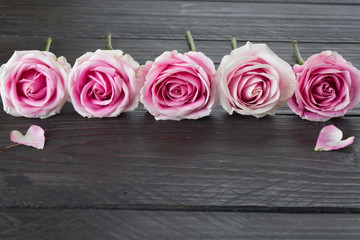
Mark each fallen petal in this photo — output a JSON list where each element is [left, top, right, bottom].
[[315, 125, 354, 151], [10, 125, 45, 149]]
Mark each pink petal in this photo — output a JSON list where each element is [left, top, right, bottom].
[[315, 125, 354, 151], [10, 125, 45, 149]]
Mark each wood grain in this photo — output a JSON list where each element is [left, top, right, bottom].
[[2, 37, 360, 67], [1, 1, 360, 238], [1, 0, 360, 42], [2, 0, 360, 4], [1, 104, 359, 209], [1, 209, 360, 240]]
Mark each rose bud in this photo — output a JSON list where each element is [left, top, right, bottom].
[[0, 38, 70, 118], [288, 41, 360, 121], [139, 31, 218, 120], [217, 41, 297, 117], [68, 35, 140, 118]]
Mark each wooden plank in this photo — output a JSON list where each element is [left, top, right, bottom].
[[2, 0, 360, 5], [1, 0, 360, 215], [0, 104, 359, 208], [161, 0, 360, 4], [1, 209, 360, 239], [2, 37, 360, 67], [0, 1, 360, 42]]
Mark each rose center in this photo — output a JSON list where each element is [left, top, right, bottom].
[[321, 82, 335, 96], [312, 81, 336, 102], [87, 71, 113, 101], [18, 69, 47, 100], [171, 87, 182, 95], [166, 82, 188, 100], [240, 81, 264, 103]]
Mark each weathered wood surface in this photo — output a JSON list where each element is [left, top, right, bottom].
[[1, 0, 360, 42], [1, 0, 360, 238], [2, 37, 360, 67], [1, 209, 360, 240], [1, 104, 359, 208]]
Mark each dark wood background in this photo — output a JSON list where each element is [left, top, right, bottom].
[[1, 0, 360, 239]]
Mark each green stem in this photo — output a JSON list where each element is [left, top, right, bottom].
[[292, 40, 305, 65], [45, 37, 52, 52], [231, 36, 237, 50], [107, 33, 113, 50], [186, 30, 196, 52]]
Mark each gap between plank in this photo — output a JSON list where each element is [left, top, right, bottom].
[[2, 204, 360, 214]]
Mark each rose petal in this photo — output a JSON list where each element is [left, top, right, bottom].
[[314, 125, 354, 151], [10, 125, 45, 149]]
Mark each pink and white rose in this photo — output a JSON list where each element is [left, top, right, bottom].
[[68, 49, 140, 118], [288, 51, 360, 121], [217, 41, 296, 117], [0, 50, 69, 118], [139, 50, 218, 120]]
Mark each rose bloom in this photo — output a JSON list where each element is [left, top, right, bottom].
[[68, 49, 140, 118], [139, 50, 218, 120], [217, 41, 296, 117], [288, 51, 360, 121], [0, 50, 69, 118]]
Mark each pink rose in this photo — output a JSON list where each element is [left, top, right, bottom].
[[0, 50, 69, 118], [139, 50, 218, 120], [217, 42, 296, 117], [288, 51, 360, 121], [68, 49, 140, 118]]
